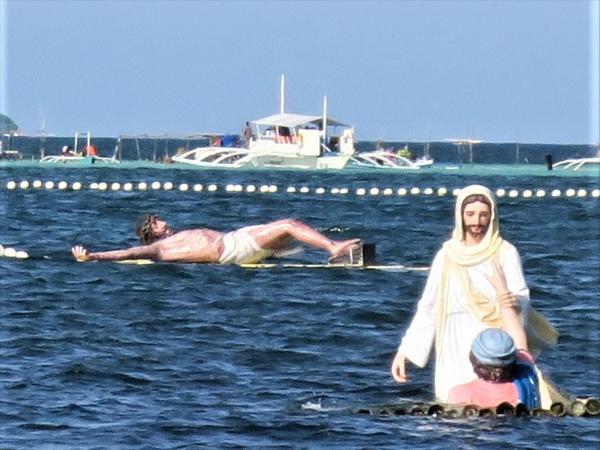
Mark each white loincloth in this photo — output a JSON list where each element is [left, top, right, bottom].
[[218, 227, 275, 265]]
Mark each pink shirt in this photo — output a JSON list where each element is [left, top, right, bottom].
[[447, 351, 535, 408], [447, 379, 519, 408]]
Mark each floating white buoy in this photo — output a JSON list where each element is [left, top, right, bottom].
[[207, 184, 217, 192], [269, 185, 277, 193], [522, 189, 533, 198], [138, 182, 148, 191], [151, 181, 161, 190], [551, 189, 561, 197], [7, 181, 16, 190], [123, 182, 133, 191], [90, 182, 99, 190], [225, 184, 235, 192], [98, 182, 108, 191], [535, 189, 546, 197], [45, 181, 54, 190], [33, 180, 42, 188], [452, 188, 461, 196], [300, 186, 309, 193], [410, 187, 420, 195], [356, 188, 366, 196], [58, 181, 68, 190], [398, 188, 407, 196], [163, 181, 173, 191], [315, 187, 325, 194], [1, 247, 28, 258], [111, 182, 121, 191], [369, 187, 380, 195], [339, 188, 349, 195], [235, 184, 244, 192], [496, 188, 506, 197], [566, 188, 575, 197], [592, 189, 600, 198], [437, 187, 448, 196], [179, 183, 189, 192], [286, 186, 296, 193], [424, 187, 433, 195], [509, 189, 519, 198], [246, 185, 256, 193], [577, 189, 587, 197], [383, 188, 393, 196], [19, 180, 29, 189], [193, 184, 203, 192], [331, 187, 340, 194], [259, 185, 269, 193], [72, 182, 82, 191]]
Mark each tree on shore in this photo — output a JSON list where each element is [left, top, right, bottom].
[[0, 113, 20, 134]]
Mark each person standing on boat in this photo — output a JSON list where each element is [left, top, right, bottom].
[[72, 214, 361, 265], [390, 184, 558, 402], [243, 122, 253, 148]]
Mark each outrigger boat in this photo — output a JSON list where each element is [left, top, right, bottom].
[[552, 154, 600, 171], [172, 76, 356, 170], [350, 150, 432, 170], [40, 132, 120, 165]]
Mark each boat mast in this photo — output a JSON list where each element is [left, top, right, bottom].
[[322, 95, 328, 144], [280, 74, 285, 114]]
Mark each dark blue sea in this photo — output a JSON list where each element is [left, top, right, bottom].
[[1, 165, 599, 448]]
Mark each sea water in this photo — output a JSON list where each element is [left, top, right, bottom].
[[1, 167, 599, 448]]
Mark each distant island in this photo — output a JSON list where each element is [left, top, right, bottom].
[[0, 113, 20, 134]]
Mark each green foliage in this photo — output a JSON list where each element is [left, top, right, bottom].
[[0, 113, 20, 134]]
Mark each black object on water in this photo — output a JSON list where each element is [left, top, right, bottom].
[[515, 403, 531, 417], [550, 402, 566, 417], [496, 402, 516, 415], [409, 406, 425, 416], [427, 404, 445, 416], [362, 243, 376, 265], [545, 154, 553, 170], [584, 398, 600, 416]]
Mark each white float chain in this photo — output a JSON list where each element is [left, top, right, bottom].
[[2, 180, 599, 199]]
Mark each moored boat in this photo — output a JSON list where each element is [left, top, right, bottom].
[[172, 76, 356, 170], [40, 132, 120, 165]]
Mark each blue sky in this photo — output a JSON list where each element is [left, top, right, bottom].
[[1, 0, 598, 144]]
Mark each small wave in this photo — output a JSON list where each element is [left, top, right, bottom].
[[19, 422, 71, 431]]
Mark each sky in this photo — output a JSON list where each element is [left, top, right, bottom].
[[1, 0, 598, 144]]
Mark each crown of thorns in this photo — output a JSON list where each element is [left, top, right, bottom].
[[136, 213, 158, 244]]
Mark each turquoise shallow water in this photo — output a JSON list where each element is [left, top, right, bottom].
[[1, 167, 599, 448]]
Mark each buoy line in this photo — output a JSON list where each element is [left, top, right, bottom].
[[0, 244, 29, 259], [2, 180, 600, 200]]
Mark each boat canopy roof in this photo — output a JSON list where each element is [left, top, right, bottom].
[[252, 113, 349, 128]]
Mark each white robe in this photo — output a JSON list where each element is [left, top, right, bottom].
[[398, 241, 530, 402]]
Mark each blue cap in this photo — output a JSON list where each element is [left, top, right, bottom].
[[471, 328, 516, 367]]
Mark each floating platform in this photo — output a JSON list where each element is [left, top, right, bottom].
[[358, 398, 600, 418]]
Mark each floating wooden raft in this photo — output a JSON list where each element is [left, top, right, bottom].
[[357, 398, 600, 418]]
